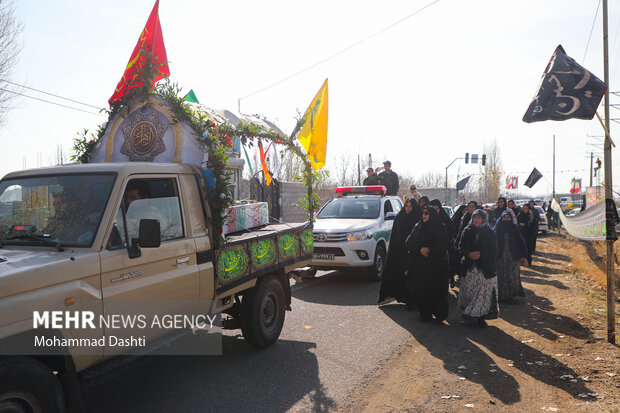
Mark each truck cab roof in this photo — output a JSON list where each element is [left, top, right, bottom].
[[2, 162, 199, 180]]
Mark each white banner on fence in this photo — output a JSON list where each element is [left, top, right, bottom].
[[551, 199, 607, 240]]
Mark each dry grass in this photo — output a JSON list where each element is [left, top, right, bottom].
[[563, 238, 617, 290]]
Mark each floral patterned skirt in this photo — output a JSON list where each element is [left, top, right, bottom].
[[496, 246, 525, 301], [457, 266, 499, 319]]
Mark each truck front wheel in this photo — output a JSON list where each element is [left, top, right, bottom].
[[0, 357, 65, 413], [240, 275, 286, 348]]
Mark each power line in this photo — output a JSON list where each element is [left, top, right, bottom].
[[582, 0, 602, 64], [0, 88, 104, 116], [239, 0, 440, 102], [0, 78, 104, 111]]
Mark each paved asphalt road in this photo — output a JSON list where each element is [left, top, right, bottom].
[[82, 271, 415, 412]]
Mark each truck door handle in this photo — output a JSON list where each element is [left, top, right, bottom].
[[177, 256, 190, 265]]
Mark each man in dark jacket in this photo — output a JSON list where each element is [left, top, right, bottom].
[[378, 160, 399, 196], [363, 167, 381, 185]]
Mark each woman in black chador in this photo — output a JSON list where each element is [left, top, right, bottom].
[[451, 204, 467, 239], [405, 205, 451, 322], [456, 200, 479, 246], [517, 204, 534, 265], [494, 210, 529, 303], [458, 209, 499, 327], [378, 198, 421, 304], [493, 197, 507, 221]]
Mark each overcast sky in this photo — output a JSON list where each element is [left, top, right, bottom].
[[2, 0, 619, 198]]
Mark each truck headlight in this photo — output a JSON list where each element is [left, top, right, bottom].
[[347, 230, 373, 241]]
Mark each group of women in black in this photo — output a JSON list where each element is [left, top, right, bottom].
[[378, 197, 531, 328]]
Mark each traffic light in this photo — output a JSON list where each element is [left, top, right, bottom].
[[465, 153, 469, 164], [482, 154, 487, 166]]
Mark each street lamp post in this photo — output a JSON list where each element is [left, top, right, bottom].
[[445, 157, 464, 205]]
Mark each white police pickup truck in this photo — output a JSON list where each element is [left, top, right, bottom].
[[310, 186, 402, 280]]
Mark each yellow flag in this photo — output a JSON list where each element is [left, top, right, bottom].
[[297, 79, 328, 170]]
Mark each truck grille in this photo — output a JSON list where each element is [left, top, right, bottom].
[[313, 246, 345, 256], [313, 232, 347, 242]]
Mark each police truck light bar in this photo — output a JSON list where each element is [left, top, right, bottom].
[[336, 186, 387, 196]]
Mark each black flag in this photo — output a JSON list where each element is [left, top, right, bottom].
[[456, 175, 471, 191], [523, 45, 607, 123], [524, 167, 543, 188]]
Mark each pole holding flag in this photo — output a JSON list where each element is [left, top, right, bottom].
[[523, 42, 615, 343], [295, 79, 329, 171], [109, 0, 170, 105], [524, 167, 543, 188]]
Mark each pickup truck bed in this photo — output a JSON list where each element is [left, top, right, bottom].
[[217, 222, 313, 292]]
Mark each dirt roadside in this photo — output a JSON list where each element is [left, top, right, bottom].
[[342, 232, 620, 413]]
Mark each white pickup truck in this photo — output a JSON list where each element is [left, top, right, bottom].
[[310, 186, 402, 280]]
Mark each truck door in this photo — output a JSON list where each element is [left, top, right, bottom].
[[99, 176, 200, 356]]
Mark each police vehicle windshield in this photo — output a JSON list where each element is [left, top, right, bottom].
[[317, 198, 381, 219]]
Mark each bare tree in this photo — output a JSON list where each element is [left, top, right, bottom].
[[417, 171, 446, 188], [0, 0, 22, 125], [477, 139, 504, 203], [330, 154, 357, 186]]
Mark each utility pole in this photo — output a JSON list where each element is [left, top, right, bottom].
[[602, 0, 616, 344], [552, 135, 556, 200], [590, 152, 594, 187]]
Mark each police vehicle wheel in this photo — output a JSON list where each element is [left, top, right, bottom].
[[368, 244, 386, 281], [240, 275, 286, 348], [0, 357, 65, 413]]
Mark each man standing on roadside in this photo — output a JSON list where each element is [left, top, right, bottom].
[[379, 161, 399, 196], [409, 184, 422, 201]]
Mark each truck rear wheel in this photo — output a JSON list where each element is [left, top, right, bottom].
[[0, 357, 65, 413], [240, 275, 286, 348], [368, 244, 386, 281]]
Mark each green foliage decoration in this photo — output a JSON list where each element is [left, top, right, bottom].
[[71, 49, 319, 248]]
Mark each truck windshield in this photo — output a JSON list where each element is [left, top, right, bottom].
[[317, 198, 381, 219], [0, 174, 116, 248]]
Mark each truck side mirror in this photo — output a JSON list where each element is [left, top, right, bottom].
[[139, 219, 161, 248], [385, 212, 397, 221]]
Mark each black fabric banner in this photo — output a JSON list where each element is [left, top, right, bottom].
[[456, 175, 471, 191], [523, 45, 607, 123], [524, 167, 543, 188]]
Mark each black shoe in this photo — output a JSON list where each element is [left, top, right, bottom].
[[477, 317, 488, 328]]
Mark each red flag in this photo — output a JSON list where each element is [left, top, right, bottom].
[[258, 139, 272, 186], [108, 0, 169, 104]]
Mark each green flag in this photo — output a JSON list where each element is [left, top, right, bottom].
[[183, 89, 199, 103]]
